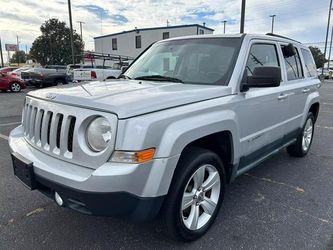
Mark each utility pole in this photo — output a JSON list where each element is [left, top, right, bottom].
[[167, 20, 169, 27], [16, 35, 19, 66], [222, 20, 227, 34], [323, 0, 333, 75], [77, 21, 85, 40], [68, 0, 75, 64], [328, 9, 333, 71], [0, 37, 4, 67], [269, 15, 276, 33], [240, 0, 246, 33]]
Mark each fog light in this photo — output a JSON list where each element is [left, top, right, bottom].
[[55, 192, 64, 206]]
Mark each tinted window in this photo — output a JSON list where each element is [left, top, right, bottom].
[[246, 44, 279, 76], [135, 36, 141, 49], [112, 38, 117, 50], [301, 48, 317, 77], [281, 45, 303, 80]]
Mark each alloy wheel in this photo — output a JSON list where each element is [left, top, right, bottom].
[[181, 164, 221, 230], [302, 118, 313, 152]]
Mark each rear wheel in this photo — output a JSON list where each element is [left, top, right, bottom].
[[54, 79, 66, 86], [10, 82, 21, 92], [163, 147, 225, 241], [287, 112, 315, 157]]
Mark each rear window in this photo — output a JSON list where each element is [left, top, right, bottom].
[[301, 48, 317, 77]]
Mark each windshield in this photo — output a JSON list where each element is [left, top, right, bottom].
[[124, 38, 242, 85]]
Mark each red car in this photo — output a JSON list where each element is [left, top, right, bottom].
[[0, 73, 26, 92], [0, 66, 19, 74]]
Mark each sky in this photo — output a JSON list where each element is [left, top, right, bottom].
[[0, 0, 331, 63]]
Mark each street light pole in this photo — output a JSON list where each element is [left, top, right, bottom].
[[68, 0, 75, 64], [269, 15, 276, 33], [0, 37, 4, 67], [16, 35, 19, 66], [323, 0, 333, 75], [240, 0, 246, 33], [77, 21, 85, 40], [222, 20, 227, 34], [328, 9, 333, 70]]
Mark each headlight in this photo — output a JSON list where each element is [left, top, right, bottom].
[[86, 117, 112, 152]]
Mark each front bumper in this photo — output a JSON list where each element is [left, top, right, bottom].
[[9, 126, 179, 221]]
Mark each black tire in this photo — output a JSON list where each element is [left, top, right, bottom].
[[162, 147, 226, 241], [287, 112, 315, 157], [54, 78, 66, 86], [10, 82, 22, 92]]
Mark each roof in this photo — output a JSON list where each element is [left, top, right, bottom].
[[94, 24, 214, 39]]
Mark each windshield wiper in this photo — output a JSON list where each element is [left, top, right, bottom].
[[134, 75, 183, 83]]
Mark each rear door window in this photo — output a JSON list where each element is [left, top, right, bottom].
[[281, 45, 304, 80]]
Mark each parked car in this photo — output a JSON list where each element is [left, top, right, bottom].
[[0, 72, 26, 92], [8, 66, 32, 78], [317, 68, 332, 79], [73, 65, 122, 82], [9, 33, 320, 241], [21, 65, 68, 87], [0, 66, 19, 74]]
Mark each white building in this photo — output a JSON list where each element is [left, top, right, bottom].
[[94, 24, 214, 60]]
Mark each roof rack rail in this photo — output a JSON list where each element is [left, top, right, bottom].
[[265, 33, 301, 43]]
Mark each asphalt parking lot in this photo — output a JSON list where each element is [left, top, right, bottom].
[[0, 82, 333, 249]]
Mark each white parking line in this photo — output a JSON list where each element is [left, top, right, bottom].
[[0, 121, 21, 127], [0, 133, 9, 141], [316, 125, 333, 130]]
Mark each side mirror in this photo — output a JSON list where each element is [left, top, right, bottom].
[[121, 66, 128, 73], [241, 66, 281, 91], [282, 43, 296, 58]]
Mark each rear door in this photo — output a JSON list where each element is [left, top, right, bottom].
[[278, 44, 318, 136], [236, 40, 289, 167]]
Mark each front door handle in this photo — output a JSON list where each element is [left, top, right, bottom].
[[302, 88, 310, 94], [278, 93, 288, 100]]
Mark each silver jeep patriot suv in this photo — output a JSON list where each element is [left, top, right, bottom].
[[9, 33, 320, 241]]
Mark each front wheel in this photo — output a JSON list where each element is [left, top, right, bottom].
[[163, 147, 225, 241], [287, 112, 315, 157], [10, 82, 21, 92]]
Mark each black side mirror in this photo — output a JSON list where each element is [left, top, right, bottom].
[[241, 66, 281, 91], [282, 43, 296, 58]]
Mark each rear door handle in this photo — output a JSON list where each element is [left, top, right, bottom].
[[278, 93, 288, 100], [302, 88, 310, 94]]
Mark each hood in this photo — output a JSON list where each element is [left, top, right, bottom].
[[28, 80, 232, 119]]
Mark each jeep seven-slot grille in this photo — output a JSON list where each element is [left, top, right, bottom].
[[22, 103, 76, 157]]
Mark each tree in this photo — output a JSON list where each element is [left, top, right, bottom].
[[309, 46, 326, 69], [10, 50, 27, 64], [30, 19, 84, 66]]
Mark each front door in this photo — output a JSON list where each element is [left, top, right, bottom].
[[235, 41, 288, 169]]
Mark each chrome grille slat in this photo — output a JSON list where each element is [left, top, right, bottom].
[[25, 105, 32, 135], [49, 114, 59, 152], [29, 107, 37, 140], [34, 109, 43, 145], [60, 115, 70, 156], [41, 111, 51, 148]]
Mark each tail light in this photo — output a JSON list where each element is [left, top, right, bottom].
[[91, 71, 97, 79], [39, 73, 44, 80]]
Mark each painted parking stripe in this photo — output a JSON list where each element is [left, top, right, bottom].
[[316, 125, 333, 130], [0, 121, 21, 127], [0, 133, 9, 141]]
